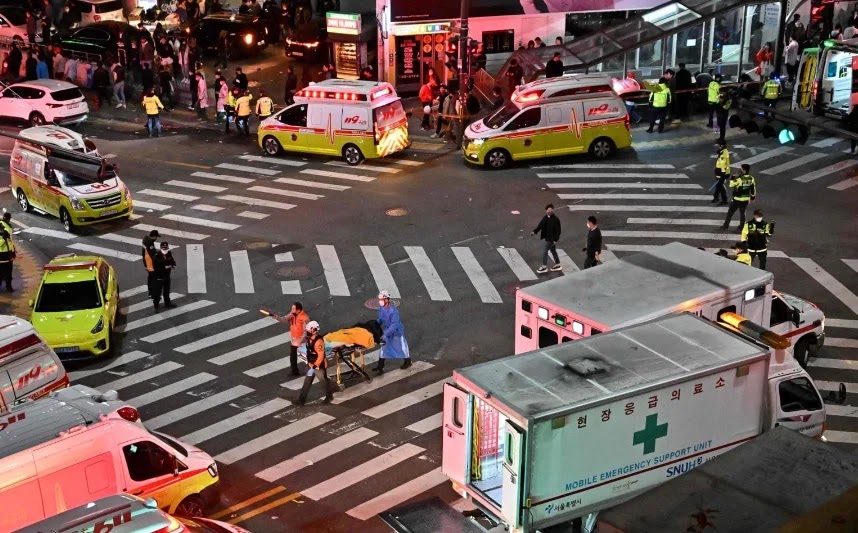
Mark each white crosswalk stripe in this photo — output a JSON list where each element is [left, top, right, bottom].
[[216, 412, 334, 464], [126, 373, 217, 408], [137, 189, 199, 202], [216, 163, 280, 176], [794, 160, 858, 183], [180, 398, 290, 445], [256, 427, 379, 482], [191, 204, 225, 212], [209, 332, 292, 366], [274, 177, 350, 191], [247, 185, 324, 200], [187, 244, 207, 293], [730, 146, 792, 168], [627, 218, 722, 225], [301, 169, 375, 182], [191, 171, 255, 184], [162, 214, 240, 230], [326, 161, 401, 174], [99, 362, 183, 391], [558, 193, 711, 200], [69, 350, 151, 381], [239, 211, 269, 219], [121, 294, 183, 315], [346, 468, 447, 520], [567, 205, 726, 212], [133, 200, 172, 211], [146, 385, 255, 430], [67, 243, 139, 261], [166, 180, 228, 193], [134, 223, 209, 240], [760, 153, 827, 175], [829, 177, 858, 190], [361, 245, 401, 298], [404, 247, 451, 301], [23, 227, 76, 240], [140, 308, 248, 343], [117, 300, 216, 333], [453, 247, 503, 304], [238, 154, 307, 167], [497, 247, 538, 281], [230, 250, 255, 293], [533, 163, 675, 169], [538, 173, 689, 179], [548, 183, 702, 189], [217, 195, 296, 210], [317, 245, 350, 296], [175, 317, 277, 354]]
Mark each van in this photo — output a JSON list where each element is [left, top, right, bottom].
[[77, 0, 125, 27], [11, 126, 133, 233], [463, 75, 632, 169], [0, 315, 68, 414], [14, 494, 251, 533], [0, 385, 220, 532], [258, 79, 410, 165]]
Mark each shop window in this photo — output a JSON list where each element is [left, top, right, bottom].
[[538, 326, 558, 348], [482, 30, 514, 54]]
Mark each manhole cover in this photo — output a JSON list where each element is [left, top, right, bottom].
[[364, 298, 401, 309], [385, 208, 408, 217], [244, 241, 270, 250], [277, 265, 311, 278]]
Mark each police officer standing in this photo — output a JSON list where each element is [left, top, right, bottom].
[[235, 89, 253, 137], [0, 223, 15, 292], [141, 229, 159, 302], [706, 74, 722, 128], [715, 88, 732, 143], [150, 241, 177, 312], [295, 321, 334, 405], [255, 89, 273, 122], [761, 74, 781, 116], [646, 77, 671, 134], [722, 163, 756, 232], [741, 210, 773, 270], [712, 140, 730, 205]]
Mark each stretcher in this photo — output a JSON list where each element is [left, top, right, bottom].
[[297, 340, 373, 391]]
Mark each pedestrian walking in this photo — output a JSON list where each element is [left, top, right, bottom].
[[271, 303, 309, 377], [712, 140, 730, 205], [149, 242, 176, 312], [715, 88, 731, 142], [195, 71, 208, 120], [92, 63, 111, 110], [0, 225, 14, 292], [732, 241, 752, 265], [784, 36, 799, 84], [706, 74, 722, 127], [142, 88, 164, 137], [741, 210, 773, 270], [235, 89, 252, 136], [141, 229, 159, 298], [255, 89, 273, 121], [582, 215, 603, 269], [215, 78, 228, 123], [531, 203, 562, 274], [374, 290, 411, 374], [721, 163, 756, 232], [233, 66, 248, 91], [294, 321, 334, 405], [646, 77, 670, 133], [113, 63, 126, 108], [284, 66, 297, 104]]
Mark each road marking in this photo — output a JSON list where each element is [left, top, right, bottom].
[[217, 195, 296, 210], [627, 218, 723, 225], [453, 247, 503, 304], [216, 163, 280, 175], [346, 468, 447, 521], [117, 300, 215, 333], [69, 350, 151, 381], [809, 357, 858, 370], [362, 378, 446, 419], [209, 487, 287, 521], [532, 163, 675, 169], [730, 146, 793, 168], [147, 385, 255, 431], [815, 381, 858, 394], [497, 247, 537, 281], [827, 337, 858, 349], [827, 319, 858, 329], [824, 404, 858, 418], [187, 244, 206, 293], [760, 152, 828, 175], [324, 361, 433, 403], [22, 227, 76, 240], [791, 258, 858, 316], [274, 177, 350, 191], [275, 252, 293, 262], [810, 137, 843, 148], [361, 245, 400, 298], [548, 183, 701, 189], [230, 250, 255, 293], [537, 173, 689, 179], [191, 171, 255, 184], [99, 362, 183, 391], [281, 280, 301, 293], [121, 294, 183, 314], [141, 308, 248, 343], [404, 246, 451, 301], [239, 211, 269, 219], [133, 200, 172, 211], [256, 427, 378, 482], [216, 412, 334, 465], [100, 234, 174, 250], [126, 373, 217, 408], [406, 412, 443, 434], [155, 160, 210, 169], [300, 169, 375, 182], [819, 431, 858, 444], [326, 161, 401, 174], [211, 332, 292, 366], [166, 180, 228, 192], [556, 248, 579, 272], [317, 245, 350, 296], [120, 285, 149, 298], [302, 443, 424, 500], [191, 204, 225, 212], [794, 159, 858, 183], [227, 492, 302, 526], [566, 205, 726, 212], [604, 244, 787, 257], [67, 243, 139, 261], [176, 317, 277, 354], [391, 159, 424, 167], [601, 230, 731, 240], [277, 349, 380, 387], [180, 398, 291, 445], [558, 194, 712, 200], [601, 250, 618, 262], [248, 185, 324, 201], [162, 214, 240, 231], [137, 189, 199, 201], [239, 154, 306, 167], [845, 259, 858, 275], [829, 177, 858, 190], [134, 223, 209, 240]]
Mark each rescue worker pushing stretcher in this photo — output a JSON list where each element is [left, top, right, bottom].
[[295, 321, 334, 405]]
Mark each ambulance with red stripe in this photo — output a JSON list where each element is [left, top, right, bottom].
[[0, 315, 68, 414], [463, 75, 632, 169], [258, 79, 409, 165]]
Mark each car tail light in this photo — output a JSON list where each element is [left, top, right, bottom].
[[117, 406, 140, 422], [624, 112, 630, 132], [46, 103, 63, 108]]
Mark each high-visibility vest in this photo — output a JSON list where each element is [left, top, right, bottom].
[[708, 81, 721, 103], [716, 149, 730, 174], [236, 95, 253, 116], [650, 84, 671, 108], [0, 235, 14, 262], [142, 95, 163, 115], [735, 252, 752, 265], [0, 221, 13, 240], [741, 219, 772, 252], [728, 174, 756, 201], [762, 80, 780, 100], [256, 96, 273, 116]]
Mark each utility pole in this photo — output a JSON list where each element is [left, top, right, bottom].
[[457, 0, 471, 147]]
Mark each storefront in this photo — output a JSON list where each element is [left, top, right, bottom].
[[389, 22, 453, 92], [327, 12, 377, 80]]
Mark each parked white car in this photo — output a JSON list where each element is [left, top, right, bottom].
[[0, 7, 28, 43], [0, 80, 89, 127], [77, 0, 125, 27]]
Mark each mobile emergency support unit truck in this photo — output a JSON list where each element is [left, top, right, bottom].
[[515, 243, 825, 368], [433, 314, 827, 533]]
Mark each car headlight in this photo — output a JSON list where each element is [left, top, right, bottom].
[[471, 139, 484, 146], [124, 187, 131, 202], [69, 195, 85, 210], [244, 33, 253, 45], [207, 462, 218, 478], [91, 316, 104, 334]]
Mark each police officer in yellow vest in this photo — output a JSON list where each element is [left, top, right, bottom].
[[761, 74, 781, 115], [225, 87, 239, 134], [255, 89, 273, 121], [712, 140, 730, 205], [722, 163, 757, 232], [235, 89, 253, 137], [706, 73, 722, 127], [741, 209, 774, 270], [732, 241, 752, 266], [715, 88, 732, 142], [0, 224, 15, 291], [647, 77, 671, 134], [0, 212, 13, 240]]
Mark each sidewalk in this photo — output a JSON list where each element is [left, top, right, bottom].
[[0, 227, 45, 319]]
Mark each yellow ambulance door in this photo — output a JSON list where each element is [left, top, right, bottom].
[[502, 106, 545, 160], [544, 102, 585, 157], [275, 104, 309, 154]]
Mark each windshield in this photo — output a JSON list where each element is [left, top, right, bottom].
[[374, 100, 405, 128], [35, 280, 101, 312], [51, 87, 84, 101], [779, 292, 811, 313], [55, 169, 97, 187], [153, 430, 188, 457], [485, 101, 521, 129]]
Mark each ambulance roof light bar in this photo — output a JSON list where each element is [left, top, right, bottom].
[[296, 89, 367, 101], [719, 312, 791, 350]]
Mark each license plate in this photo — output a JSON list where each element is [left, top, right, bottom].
[[292, 51, 303, 56], [67, 102, 81, 109], [55, 347, 79, 353], [100, 209, 118, 217]]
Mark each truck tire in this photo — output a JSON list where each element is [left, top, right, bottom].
[[17, 190, 31, 213], [794, 337, 812, 369]]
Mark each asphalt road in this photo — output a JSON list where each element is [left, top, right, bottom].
[[1, 95, 857, 532]]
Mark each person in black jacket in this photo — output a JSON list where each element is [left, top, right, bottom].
[[532, 204, 562, 273], [545, 52, 564, 78], [583, 215, 602, 269], [151, 241, 177, 312]]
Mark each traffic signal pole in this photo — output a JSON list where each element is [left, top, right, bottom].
[[458, 0, 471, 147]]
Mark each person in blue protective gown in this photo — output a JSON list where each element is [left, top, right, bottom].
[[375, 290, 411, 374]]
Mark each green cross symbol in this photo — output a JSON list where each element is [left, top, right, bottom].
[[633, 414, 668, 455]]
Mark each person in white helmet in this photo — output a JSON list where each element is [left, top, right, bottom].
[[375, 290, 411, 374], [295, 320, 334, 405]]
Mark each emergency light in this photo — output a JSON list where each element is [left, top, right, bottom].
[[554, 314, 566, 327]]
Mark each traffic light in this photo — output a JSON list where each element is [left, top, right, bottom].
[[760, 119, 786, 139], [445, 36, 459, 70], [779, 124, 809, 145], [734, 111, 766, 134], [733, 111, 809, 144]]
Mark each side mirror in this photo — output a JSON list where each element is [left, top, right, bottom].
[[825, 383, 847, 405]]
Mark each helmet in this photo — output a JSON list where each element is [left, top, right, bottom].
[[305, 320, 320, 332], [378, 290, 391, 299]]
